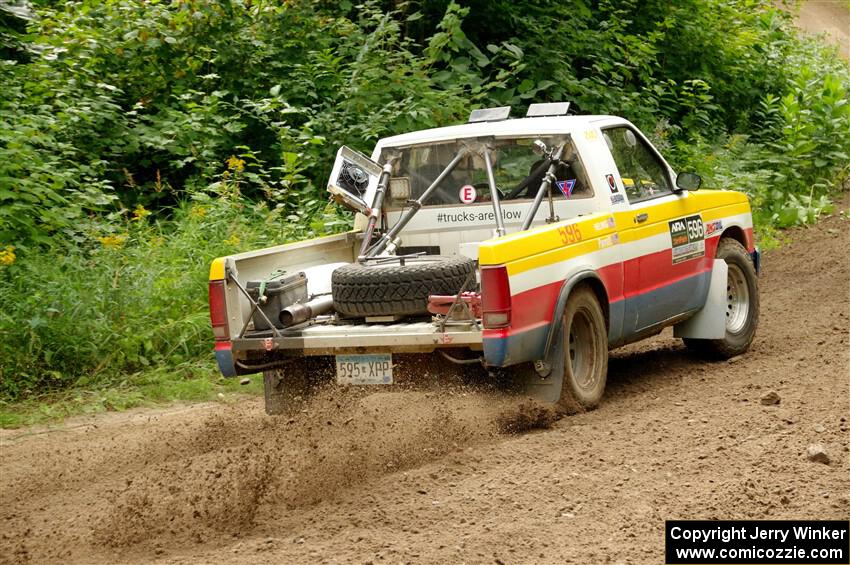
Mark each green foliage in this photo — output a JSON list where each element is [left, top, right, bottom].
[[0, 0, 848, 404], [3, 0, 848, 246], [0, 0, 525, 247], [443, 0, 849, 226], [664, 30, 849, 230], [0, 59, 120, 244], [0, 188, 320, 398]]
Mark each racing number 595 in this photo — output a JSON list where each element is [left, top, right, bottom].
[[558, 225, 582, 245]]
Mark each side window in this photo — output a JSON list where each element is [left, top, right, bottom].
[[602, 127, 671, 202], [508, 139, 593, 201]]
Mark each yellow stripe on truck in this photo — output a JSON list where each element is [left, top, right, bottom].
[[479, 212, 613, 266], [702, 201, 751, 221], [507, 237, 603, 276], [478, 190, 751, 270], [209, 257, 226, 281]]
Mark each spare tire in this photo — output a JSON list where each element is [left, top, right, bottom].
[[332, 255, 476, 317]]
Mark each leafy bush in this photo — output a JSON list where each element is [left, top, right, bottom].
[[0, 186, 321, 398], [0, 0, 525, 248]]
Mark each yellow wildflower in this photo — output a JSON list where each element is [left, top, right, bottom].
[[226, 155, 245, 172], [98, 234, 127, 249], [132, 204, 151, 221], [0, 245, 15, 266], [224, 234, 241, 246], [189, 205, 208, 218]]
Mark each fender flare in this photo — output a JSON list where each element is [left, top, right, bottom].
[[541, 269, 607, 360]]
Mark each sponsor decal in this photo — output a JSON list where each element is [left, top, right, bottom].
[[598, 233, 620, 249], [557, 224, 582, 245], [610, 193, 625, 205], [669, 214, 705, 264], [436, 209, 522, 223], [459, 184, 477, 204], [704, 219, 723, 236], [606, 174, 619, 193], [593, 216, 616, 231], [263, 337, 274, 352], [584, 129, 599, 140], [555, 179, 576, 198]]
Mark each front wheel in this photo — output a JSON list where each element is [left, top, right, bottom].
[[558, 285, 608, 413], [684, 238, 759, 358]]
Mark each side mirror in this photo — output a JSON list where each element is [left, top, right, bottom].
[[676, 172, 702, 191]]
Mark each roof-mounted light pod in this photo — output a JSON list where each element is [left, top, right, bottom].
[[468, 106, 512, 123], [526, 102, 571, 117]]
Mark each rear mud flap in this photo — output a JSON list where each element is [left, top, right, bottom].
[[215, 342, 237, 377], [513, 323, 565, 404]]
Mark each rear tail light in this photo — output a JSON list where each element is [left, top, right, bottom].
[[208, 280, 230, 340], [480, 265, 511, 329]]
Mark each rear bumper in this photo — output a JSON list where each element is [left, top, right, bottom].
[[229, 320, 482, 357], [483, 325, 547, 367]]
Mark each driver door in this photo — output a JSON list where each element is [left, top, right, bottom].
[[603, 126, 710, 333]]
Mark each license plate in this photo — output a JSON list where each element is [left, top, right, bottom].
[[335, 354, 393, 385]]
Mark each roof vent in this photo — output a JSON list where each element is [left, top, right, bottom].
[[468, 106, 511, 123], [526, 102, 570, 118]]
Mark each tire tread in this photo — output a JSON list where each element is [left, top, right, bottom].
[[332, 255, 476, 317]]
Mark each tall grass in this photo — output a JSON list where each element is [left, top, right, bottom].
[[0, 189, 340, 400]]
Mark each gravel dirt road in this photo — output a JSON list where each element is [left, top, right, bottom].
[[789, 0, 850, 60], [2, 193, 848, 564]]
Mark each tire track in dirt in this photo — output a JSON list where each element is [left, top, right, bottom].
[[0, 380, 554, 563]]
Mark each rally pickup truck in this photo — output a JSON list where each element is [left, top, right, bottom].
[[208, 103, 760, 414]]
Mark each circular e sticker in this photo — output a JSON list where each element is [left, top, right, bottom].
[[459, 184, 477, 204]]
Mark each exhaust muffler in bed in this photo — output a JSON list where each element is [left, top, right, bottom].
[[279, 295, 334, 327]]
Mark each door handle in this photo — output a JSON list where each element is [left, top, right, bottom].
[[634, 213, 648, 224]]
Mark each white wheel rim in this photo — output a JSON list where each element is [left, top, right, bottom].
[[726, 263, 750, 333]]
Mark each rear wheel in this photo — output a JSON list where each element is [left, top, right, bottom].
[[558, 286, 608, 413], [684, 238, 759, 358]]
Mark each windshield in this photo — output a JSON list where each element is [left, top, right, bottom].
[[379, 135, 591, 209]]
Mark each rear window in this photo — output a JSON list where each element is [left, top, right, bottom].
[[379, 135, 592, 209]]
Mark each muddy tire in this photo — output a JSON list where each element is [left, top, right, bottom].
[[262, 357, 331, 415], [332, 255, 476, 317], [684, 238, 759, 358], [558, 285, 608, 413]]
